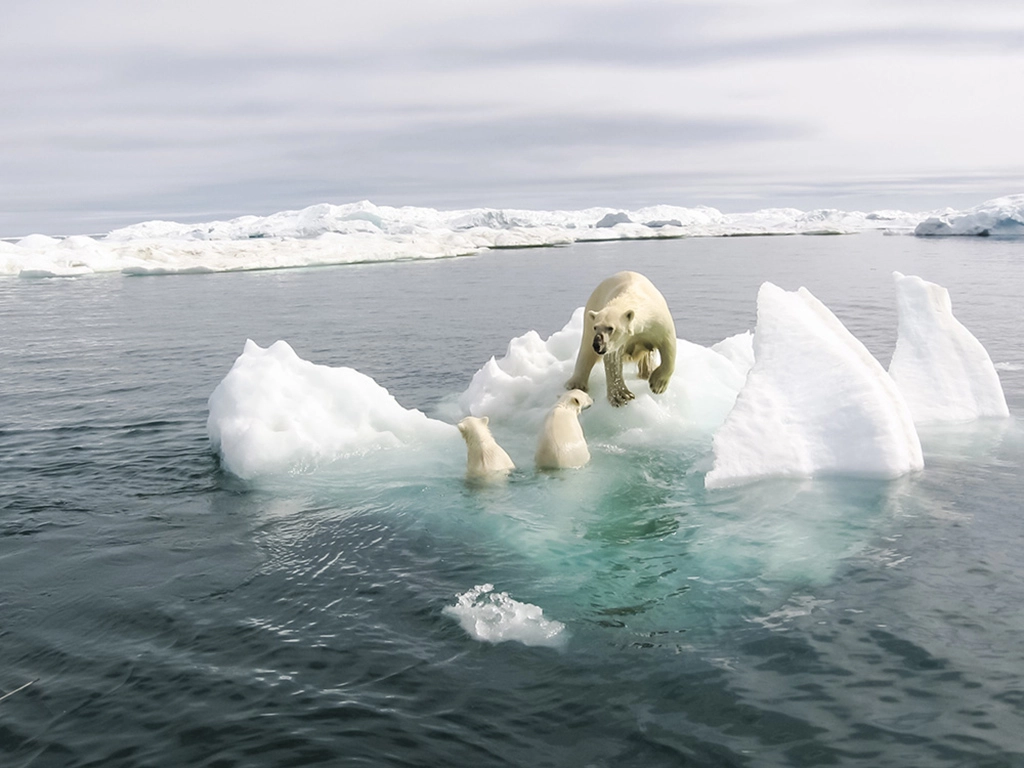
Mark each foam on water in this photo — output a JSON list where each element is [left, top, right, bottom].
[[442, 584, 567, 648]]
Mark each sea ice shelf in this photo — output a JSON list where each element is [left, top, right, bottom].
[[0, 197, 977, 278]]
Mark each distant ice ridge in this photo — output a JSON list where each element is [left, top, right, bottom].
[[0, 197, 967, 278], [443, 584, 567, 648], [206, 276, 1007, 486], [914, 194, 1024, 237]]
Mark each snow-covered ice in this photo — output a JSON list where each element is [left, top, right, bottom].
[[455, 308, 751, 439], [889, 272, 1009, 423], [3, 197, 998, 278]]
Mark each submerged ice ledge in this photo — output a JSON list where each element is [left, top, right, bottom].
[[6, 195, 1021, 277], [207, 274, 1009, 488]]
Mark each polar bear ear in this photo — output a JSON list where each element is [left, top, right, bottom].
[[480, 416, 489, 426], [625, 310, 635, 323], [587, 310, 598, 322]]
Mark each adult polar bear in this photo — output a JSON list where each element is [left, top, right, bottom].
[[566, 271, 677, 407]]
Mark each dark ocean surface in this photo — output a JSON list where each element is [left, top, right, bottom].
[[2, 233, 1023, 767]]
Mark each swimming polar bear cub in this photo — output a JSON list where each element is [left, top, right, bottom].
[[535, 390, 593, 470], [457, 416, 515, 480], [566, 271, 677, 407]]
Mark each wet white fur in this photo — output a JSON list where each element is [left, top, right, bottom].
[[457, 416, 515, 479], [566, 271, 677, 406], [535, 390, 593, 469]]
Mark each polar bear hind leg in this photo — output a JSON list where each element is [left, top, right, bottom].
[[647, 341, 675, 394], [624, 342, 656, 381]]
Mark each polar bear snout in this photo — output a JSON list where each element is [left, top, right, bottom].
[[592, 326, 613, 355]]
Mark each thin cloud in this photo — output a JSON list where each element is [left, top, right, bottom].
[[1, 0, 1023, 235]]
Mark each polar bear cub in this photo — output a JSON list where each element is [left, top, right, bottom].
[[566, 270, 677, 407], [457, 416, 515, 479], [535, 389, 593, 470]]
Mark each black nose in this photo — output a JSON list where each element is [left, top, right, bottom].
[[593, 340, 604, 354]]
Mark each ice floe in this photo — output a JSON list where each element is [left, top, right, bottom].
[[207, 275, 1008, 486], [207, 339, 456, 480], [443, 584, 567, 648], [888, 272, 1009, 423]]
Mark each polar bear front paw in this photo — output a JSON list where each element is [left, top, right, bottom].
[[648, 367, 670, 394], [608, 386, 635, 407]]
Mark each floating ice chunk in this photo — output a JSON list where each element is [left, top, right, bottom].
[[914, 194, 1024, 237], [705, 283, 923, 488], [888, 272, 1009, 424], [443, 584, 567, 648], [207, 339, 456, 479], [711, 331, 755, 378]]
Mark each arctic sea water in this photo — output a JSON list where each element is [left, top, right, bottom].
[[2, 230, 1024, 767]]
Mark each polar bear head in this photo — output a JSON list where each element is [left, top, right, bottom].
[[457, 415, 492, 444], [558, 389, 594, 413], [587, 307, 636, 355], [457, 415, 515, 478]]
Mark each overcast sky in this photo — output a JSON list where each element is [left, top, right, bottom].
[[2, 0, 1023, 235]]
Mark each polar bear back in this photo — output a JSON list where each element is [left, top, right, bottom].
[[585, 271, 674, 336], [458, 416, 515, 478], [535, 390, 592, 469]]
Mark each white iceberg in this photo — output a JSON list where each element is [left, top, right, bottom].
[[888, 272, 1009, 424], [914, 195, 1024, 237], [207, 339, 456, 480], [705, 283, 923, 489]]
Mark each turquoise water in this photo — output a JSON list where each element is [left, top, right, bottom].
[[2, 234, 1023, 767]]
